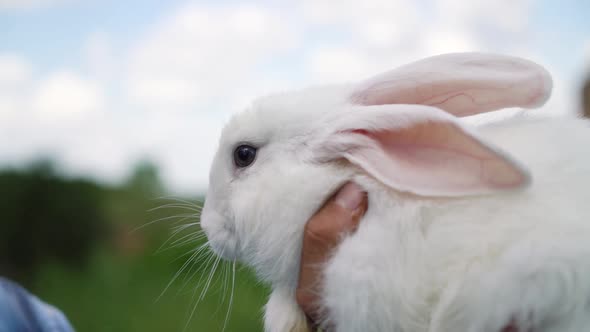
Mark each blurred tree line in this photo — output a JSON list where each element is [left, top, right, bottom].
[[0, 159, 165, 284]]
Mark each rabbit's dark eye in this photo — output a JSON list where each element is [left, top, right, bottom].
[[233, 145, 257, 168]]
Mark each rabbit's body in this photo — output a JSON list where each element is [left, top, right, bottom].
[[200, 53, 588, 331], [323, 116, 590, 332]]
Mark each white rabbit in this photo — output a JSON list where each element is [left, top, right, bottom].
[[200, 53, 590, 332]]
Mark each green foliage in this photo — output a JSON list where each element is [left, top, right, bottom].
[[0, 162, 107, 282], [0, 160, 269, 331], [126, 160, 165, 197], [34, 248, 268, 332]]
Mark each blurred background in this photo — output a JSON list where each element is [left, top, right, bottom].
[[0, 0, 588, 331]]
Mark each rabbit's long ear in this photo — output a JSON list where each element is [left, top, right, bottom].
[[350, 53, 552, 117], [316, 104, 530, 197]]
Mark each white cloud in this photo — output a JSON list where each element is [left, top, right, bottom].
[[32, 71, 104, 118], [83, 31, 116, 83], [0, 55, 105, 120], [422, 27, 481, 54], [302, 0, 419, 47], [0, 54, 32, 84], [0, 54, 33, 116], [306, 47, 371, 82], [125, 4, 299, 112], [0, 55, 114, 180], [301, 0, 535, 86]]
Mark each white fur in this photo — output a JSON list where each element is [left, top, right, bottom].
[[323, 117, 590, 332], [200, 54, 590, 332]]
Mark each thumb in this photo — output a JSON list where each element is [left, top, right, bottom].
[[302, 182, 367, 250], [296, 182, 367, 327]]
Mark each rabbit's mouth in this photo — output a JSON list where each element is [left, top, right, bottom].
[[200, 206, 239, 261], [207, 229, 239, 261]]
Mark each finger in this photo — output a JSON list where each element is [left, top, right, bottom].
[[296, 182, 368, 326], [301, 182, 367, 260]]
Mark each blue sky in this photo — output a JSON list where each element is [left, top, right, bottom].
[[1, 1, 168, 68], [2, 1, 588, 73], [0, 0, 588, 194]]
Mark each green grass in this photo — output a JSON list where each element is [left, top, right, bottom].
[[32, 248, 269, 332]]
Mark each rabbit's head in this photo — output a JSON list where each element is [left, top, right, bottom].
[[200, 53, 552, 286]]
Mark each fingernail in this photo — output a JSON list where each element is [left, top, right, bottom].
[[335, 182, 365, 212]]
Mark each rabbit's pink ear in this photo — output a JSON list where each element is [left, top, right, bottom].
[[350, 53, 552, 117], [319, 104, 530, 197]]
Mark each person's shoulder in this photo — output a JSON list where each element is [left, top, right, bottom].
[[0, 276, 75, 332]]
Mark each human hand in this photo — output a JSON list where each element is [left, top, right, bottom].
[[296, 182, 368, 331]]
